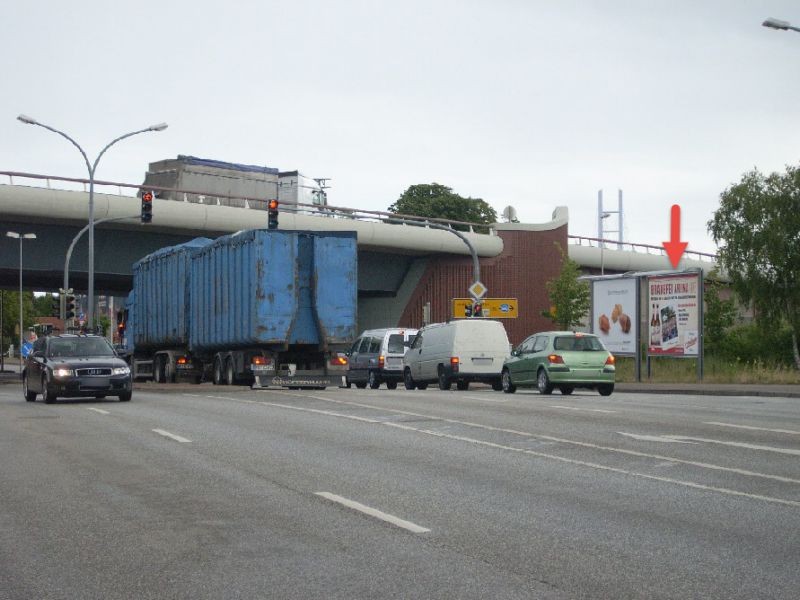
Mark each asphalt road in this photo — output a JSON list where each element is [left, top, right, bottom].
[[1, 382, 798, 599]]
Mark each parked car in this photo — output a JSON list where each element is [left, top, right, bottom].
[[501, 331, 615, 396], [346, 328, 418, 389], [22, 334, 133, 403], [403, 319, 510, 391]]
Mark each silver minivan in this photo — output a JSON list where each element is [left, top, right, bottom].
[[346, 328, 419, 389]]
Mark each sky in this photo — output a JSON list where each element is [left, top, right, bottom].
[[2, 1, 799, 254]]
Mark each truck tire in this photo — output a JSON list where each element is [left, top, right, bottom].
[[226, 359, 236, 386], [213, 358, 224, 385]]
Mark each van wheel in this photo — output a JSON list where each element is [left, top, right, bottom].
[[403, 369, 416, 390], [417, 382, 428, 390], [502, 369, 516, 394], [386, 381, 398, 390], [213, 358, 224, 385], [537, 369, 554, 395], [437, 367, 451, 391], [456, 381, 469, 391], [368, 371, 381, 389]]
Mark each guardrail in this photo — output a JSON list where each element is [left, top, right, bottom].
[[568, 234, 717, 262], [0, 170, 496, 235]]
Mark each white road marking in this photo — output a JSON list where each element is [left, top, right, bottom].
[[666, 436, 800, 456], [551, 405, 617, 414], [618, 432, 696, 443], [152, 429, 192, 443], [85, 407, 110, 415], [315, 492, 430, 533], [460, 394, 508, 403], [272, 394, 800, 485], [704, 422, 800, 436]]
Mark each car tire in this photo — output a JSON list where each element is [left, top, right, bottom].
[[438, 367, 451, 391], [560, 386, 574, 395], [213, 358, 224, 385], [41, 376, 56, 404], [226, 359, 236, 386], [119, 391, 132, 402], [23, 374, 37, 402], [355, 382, 367, 389], [403, 369, 416, 390], [501, 369, 516, 394], [417, 382, 429, 390], [598, 384, 614, 396], [386, 381, 398, 390], [456, 381, 469, 391], [368, 371, 381, 390], [537, 368, 554, 395], [491, 380, 503, 392]]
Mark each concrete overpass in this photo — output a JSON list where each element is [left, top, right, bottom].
[[0, 172, 717, 341]]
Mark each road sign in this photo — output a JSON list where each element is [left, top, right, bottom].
[[452, 298, 518, 319], [468, 281, 488, 300]]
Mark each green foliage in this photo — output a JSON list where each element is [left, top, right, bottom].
[[703, 275, 737, 354], [388, 183, 497, 232], [714, 323, 796, 367], [540, 244, 590, 330], [708, 164, 800, 368], [0, 291, 36, 348]]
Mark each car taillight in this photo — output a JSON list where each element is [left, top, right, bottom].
[[330, 354, 348, 366], [548, 354, 564, 364], [450, 356, 459, 373], [252, 356, 271, 366], [378, 355, 385, 368], [605, 355, 615, 365], [176, 356, 188, 365]]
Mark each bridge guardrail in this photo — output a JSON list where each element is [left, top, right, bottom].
[[568, 234, 717, 262]]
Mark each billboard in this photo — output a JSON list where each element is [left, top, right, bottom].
[[647, 273, 701, 356], [592, 278, 637, 355]]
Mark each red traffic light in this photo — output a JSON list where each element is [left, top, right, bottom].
[[142, 191, 154, 203], [268, 199, 279, 230]]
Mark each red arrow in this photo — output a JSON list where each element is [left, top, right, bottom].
[[662, 204, 688, 268]]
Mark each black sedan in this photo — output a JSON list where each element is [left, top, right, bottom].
[[23, 334, 132, 403]]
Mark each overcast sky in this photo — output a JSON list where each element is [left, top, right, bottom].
[[3, 1, 799, 253]]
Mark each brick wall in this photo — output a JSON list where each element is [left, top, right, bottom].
[[398, 224, 569, 345]]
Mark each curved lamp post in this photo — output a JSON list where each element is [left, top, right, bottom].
[[6, 231, 36, 368], [762, 17, 800, 33], [17, 115, 167, 328]]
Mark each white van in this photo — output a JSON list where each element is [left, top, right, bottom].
[[403, 320, 510, 391], [347, 328, 419, 389]]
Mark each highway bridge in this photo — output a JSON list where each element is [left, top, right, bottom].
[[0, 172, 717, 341]]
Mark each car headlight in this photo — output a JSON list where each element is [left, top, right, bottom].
[[112, 366, 131, 376], [53, 368, 74, 378]]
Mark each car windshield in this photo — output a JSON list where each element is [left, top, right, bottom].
[[553, 335, 605, 351], [387, 334, 407, 353], [48, 338, 115, 358]]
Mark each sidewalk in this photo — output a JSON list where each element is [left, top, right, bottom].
[[1, 369, 797, 398]]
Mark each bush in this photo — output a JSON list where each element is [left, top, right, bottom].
[[714, 323, 795, 367]]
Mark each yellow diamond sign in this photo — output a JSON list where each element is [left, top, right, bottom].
[[468, 281, 487, 300]]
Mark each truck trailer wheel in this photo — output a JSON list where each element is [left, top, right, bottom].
[[213, 358, 224, 385], [225, 359, 236, 386]]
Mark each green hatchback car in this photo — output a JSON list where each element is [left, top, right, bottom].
[[501, 331, 615, 396]]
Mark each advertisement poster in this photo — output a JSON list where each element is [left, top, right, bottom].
[[647, 274, 700, 355], [592, 278, 637, 355]]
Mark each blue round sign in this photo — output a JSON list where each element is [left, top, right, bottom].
[[499, 303, 510, 313]]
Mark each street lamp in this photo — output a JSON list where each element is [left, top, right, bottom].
[[762, 17, 800, 32], [16, 115, 167, 328], [600, 212, 611, 275], [6, 231, 36, 368]]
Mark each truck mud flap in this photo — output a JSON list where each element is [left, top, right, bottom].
[[252, 375, 348, 390]]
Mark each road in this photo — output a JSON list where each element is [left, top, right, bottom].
[[1, 383, 798, 599]]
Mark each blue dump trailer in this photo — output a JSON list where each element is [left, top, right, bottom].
[[119, 230, 357, 388]]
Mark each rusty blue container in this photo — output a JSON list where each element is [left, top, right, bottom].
[[188, 230, 357, 352], [131, 237, 213, 350]]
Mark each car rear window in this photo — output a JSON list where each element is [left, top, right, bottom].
[[553, 336, 605, 351], [386, 334, 407, 353]]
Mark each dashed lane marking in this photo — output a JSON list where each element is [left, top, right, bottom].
[[315, 492, 430, 533]]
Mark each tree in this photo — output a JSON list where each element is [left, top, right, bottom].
[[540, 244, 590, 330], [708, 164, 800, 369], [388, 183, 497, 231], [703, 272, 737, 354]]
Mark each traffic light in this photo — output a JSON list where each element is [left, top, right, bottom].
[[65, 294, 76, 320], [51, 294, 61, 318], [268, 199, 279, 230], [141, 190, 154, 223], [472, 302, 483, 317]]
